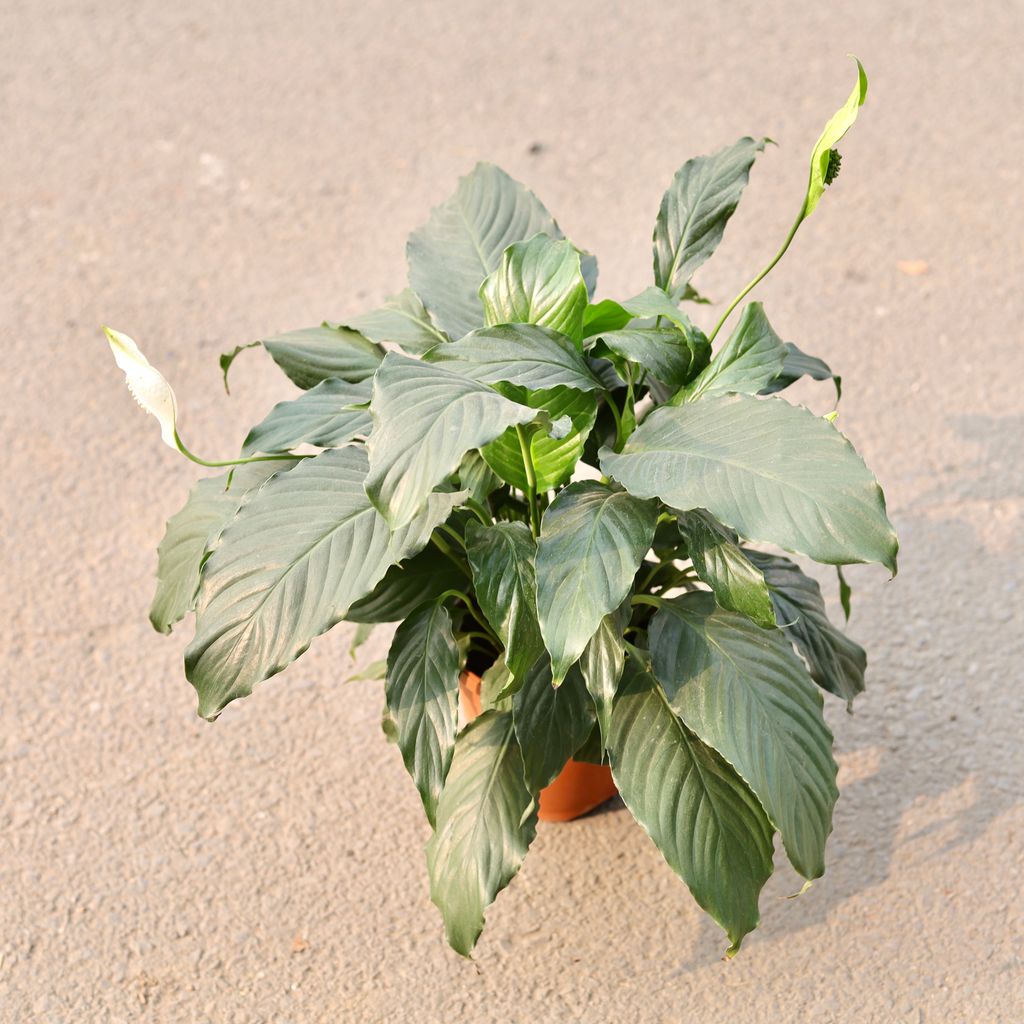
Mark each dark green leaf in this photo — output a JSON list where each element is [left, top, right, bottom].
[[601, 394, 899, 572], [347, 545, 466, 624], [761, 342, 842, 402], [261, 325, 384, 389], [608, 661, 775, 954], [465, 521, 544, 682], [185, 447, 463, 719], [592, 327, 710, 388], [649, 593, 838, 879], [579, 602, 628, 747], [513, 660, 595, 793], [341, 288, 448, 356], [653, 138, 769, 299], [385, 601, 461, 826], [426, 711, 537, 956], [536, 482, 658, 684]]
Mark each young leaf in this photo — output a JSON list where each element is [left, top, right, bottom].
[[150, 462, 292, 634], [349, 622, 376, 660], [579, 602, 628, 747], [480, 658, 515, 712], [480, 234, 588, 344], [241, 378, 372, 455], [672, 302, 785, 404], [340, 288, 448, 356], [104, 327, 179, 448], [385, 600, 461, 826], [185, 447, 464, 719], [426, 711, 537, 956], [649, 592, 838, 880], [456, 451, 501, 506], [512, 660, 595, 793], [608, 662, 775, 954], [481, 386, 597, 492], [464, 521, 545, 682], [536, 482, 658, 684], [364, 353, 540, 528], [601, 394, 899, 572], [803, 58, 868, 220], [653, 137, 769, 299], [745, 551, 866, 705], [761, 342, 842, 402], [591, 327, 710, 389], [259, 325, 384, 390], [346, 545, 466, 624], [407, 163, 596, 340], [425, 323, 602, 393], [676, 509, 776, 628]]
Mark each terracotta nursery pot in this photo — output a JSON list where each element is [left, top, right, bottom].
[[459, 671, 618, 822]]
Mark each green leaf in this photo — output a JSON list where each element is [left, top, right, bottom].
[[365, 353, 539, 528], [512, 660, 595, 793], [426, 711, 537, 956], [340, 288, 448, 356], [241, 378, 372, 455], [579, 602, 628, 747], [583, 287, 703, 337], [481, 386, 597, 492], [346, 545, 466, 624], [608, 661, 775, 954], [761, 342, 842, 402], [219, 341, 260, 393], [745, 551, 866, 706], [149, 463, 291, 634], [464, 521, 544, 682], [837, 565, 853, 622], [653, 137, 769, 299], [649, 592, 838, 879], [601, 394, 898, 572], [407, 163, 596, 340], [385, 601, 461, 826], [672, 302, 785, 404], [804, 58, 868, 219], [349, 622, 377, 659], [536, 482, 658, 684], [456, 451, 501, 506], [581, 299, 632, 337], [480, 659, 515, 712], [185, 447, 464, 719], [260, 324, 384, 390], [425, 323, 602, 393], [592, 327, 710, 389], [347, 658, 386, 683], [480, 234, 588, 344], [676, 509, 776, 628]]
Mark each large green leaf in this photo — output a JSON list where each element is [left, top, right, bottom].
[[608, 662, 775, 954], [653, 138, 768, 299], [346, 545, 465, 624], [341, 288, 448, 356], [260, 325, 384, 389], [761, 342, 841, 402], [601, 394, 898, 572], [649, 593, 838, 879], [185, 447, 463, 719], [591, 327, 710, 388], [579, 602, 628, 747], [512, 660, 595, 793], [536, 482, 658, 684], [745, 551, 866, 705], [385, 600, 460, 826], [426, 711, 537, 956], [424, 323, 602, 393], [241, 378, 372, 455], [481, 385, 597, 492], [676, 509, 775, 628], [364, 353, 539, 528], [672, 302, 785, 404], [407, 163, 596, 340], [464, 521, 544, 682], [149, 463, 291, 634], [803, 58, 868, 219], [480, 234, 588, 344]]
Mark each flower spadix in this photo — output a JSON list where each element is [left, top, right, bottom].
[[103, 326, 179, 449]]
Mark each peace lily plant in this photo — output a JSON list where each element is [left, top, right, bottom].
[[106, 59, 895, 957]]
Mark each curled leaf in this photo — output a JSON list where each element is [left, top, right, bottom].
[[103, 326, 179, 449]]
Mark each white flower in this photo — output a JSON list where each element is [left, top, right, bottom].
[[103, 326, 179, 449]]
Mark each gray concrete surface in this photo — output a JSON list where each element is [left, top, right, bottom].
[[3, 1, 1023, 1021]]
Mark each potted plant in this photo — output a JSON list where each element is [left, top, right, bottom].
[[105, 58, 895, 957]]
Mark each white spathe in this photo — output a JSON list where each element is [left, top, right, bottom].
[[104, 326, 179, 449]]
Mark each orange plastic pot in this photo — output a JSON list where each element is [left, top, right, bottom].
[[459, 671, 618, 822]]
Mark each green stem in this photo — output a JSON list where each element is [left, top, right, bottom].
[[464, 498, 493, 526], [707, 205, 805, 344], [437, 523, 467, 550], [174, 430, 310, 469], [515, 425, 541, 538], [438, 589, 500, 646], [431, 535, 471, 578], [631, 593, 663, 609]]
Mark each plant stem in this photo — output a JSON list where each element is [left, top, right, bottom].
[[706, 205, 806, 345], [437, 523, 467, 550], [631, 593, 663, 609], [464, 498, 493, 526], [515, 425, 541, 538], [438, 589, 500, 646], [174, 431, 309, 469]]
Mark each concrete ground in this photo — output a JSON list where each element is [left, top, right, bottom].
[[3, 1, 1023, 1021]]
